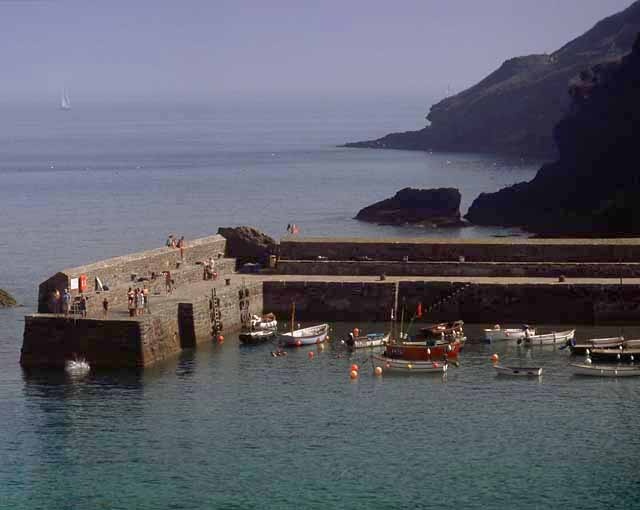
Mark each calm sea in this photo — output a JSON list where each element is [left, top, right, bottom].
[[4, 96, 638, 509]]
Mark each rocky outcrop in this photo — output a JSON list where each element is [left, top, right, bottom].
[[465, 34, 640, 235], [345, 1, 640, 157], [0, 288, 17, 307], [217, 226, 276, 266], [355, 187, 464, 227]]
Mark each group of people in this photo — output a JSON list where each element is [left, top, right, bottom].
[[49, 288, 88, 318], [128, 286, 149, 317], [203, 256, 218, 280], [166, 234, 186, 259], [286, 224, 300, 235]]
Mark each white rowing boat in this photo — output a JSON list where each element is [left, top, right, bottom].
[[570, 362, 640, 377], [346, 332, 389, 349], [483, 324, 535, 343], [521, 329, 575, 346], [278, 323, 329, 346], [493, 364, 542, 377], [65, 357, 90, 374], [372, 354, 448, 374]]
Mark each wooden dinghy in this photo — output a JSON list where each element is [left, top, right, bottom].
[[483, 324, 535, 343], [521, 329, 575, 346], [588, 346, 640, 362], [570, 362, 640, 377], [346, 331, 389, 349], [493, 364, 542, 377], [373, 354, 448, 374], [569, 336, 625, 355], [278, 323, 329, 347]]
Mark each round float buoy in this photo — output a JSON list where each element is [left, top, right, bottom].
[[631, 355, 635, 362], [407, 363, 413, 370], [353, 328, 360, 338], [350, 364, 359, 372], [433, 362, 440, 368], [385, 362, 391, 369], [296, 340, 302, 347], [491, 353, 499, 363], [308, 351, 314, 360], [426, 348, 431, 356], [374, 366, 383, 376], [350, 370, 358, 379], [585, 357, 592, 365], [217, 334, 224, 343]]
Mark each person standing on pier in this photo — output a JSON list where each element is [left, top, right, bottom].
[[143, 285, 150, 314], [165, 271, 173, 294], [177, 236, 185, 259], [102, 297, 109, 319], [62, 289, 71, 317]]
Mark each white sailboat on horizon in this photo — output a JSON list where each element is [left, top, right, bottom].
[[60, 89, 71, 111]]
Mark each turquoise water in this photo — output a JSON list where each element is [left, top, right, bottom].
[[3, 97, 639, 508]]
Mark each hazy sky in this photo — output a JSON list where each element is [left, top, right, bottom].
[[0, 0, 634, 101]]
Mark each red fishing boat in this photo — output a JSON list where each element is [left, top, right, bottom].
[[383, 321, 465, 361]]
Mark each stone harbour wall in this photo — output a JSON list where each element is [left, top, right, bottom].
[[279, 237, 640, 263], [276, 260, 640, 278]]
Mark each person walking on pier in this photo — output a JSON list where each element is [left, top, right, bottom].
[[79, 293, 88, 318]]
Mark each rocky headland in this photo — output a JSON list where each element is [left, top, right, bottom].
[[345, 1, 640, 157], [465, 33, 640, 236], [355, 187, 464, 227], [0, 288, 17, 308]]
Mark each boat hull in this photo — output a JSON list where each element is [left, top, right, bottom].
[[484, 327, 535, 343], [493, 364, 542, 377], [278, 323, 329, 346], [351, 332, 389, 349], [570, 363, 640, 377], [522, 329, 575, 346], [569, 336, 625, 355], [589, 348, 640, 362], [373, 355, 448, 374], [239, 330, 276, 345], [384, 340, 462, 361]]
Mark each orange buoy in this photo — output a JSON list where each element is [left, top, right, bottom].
[[350, 364, 359, 372], [349, 369, 358, 379], [217, 334, 224, 343], [353, 328, 360, 337], [308, 351, 314, 359], [491, 353, 499, 362], [296, 340, 302, 347], [374, 366, 383, 376]]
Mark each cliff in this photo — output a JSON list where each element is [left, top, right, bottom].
[[465, 34, 640, 235], [345, 1, 640, 157], [355, 188, 463, 227]]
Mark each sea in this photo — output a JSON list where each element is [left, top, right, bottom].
[[1, 95, 638, 509]]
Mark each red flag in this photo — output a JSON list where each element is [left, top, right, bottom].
[[416, 302, 423, 318]]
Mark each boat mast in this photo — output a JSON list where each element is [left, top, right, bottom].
[[290, 302, 295, 336], [391, 281, 399, 342]]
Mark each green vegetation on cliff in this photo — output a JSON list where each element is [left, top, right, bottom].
[[346, 1, 640, 157], [0, 288, 17, 307]]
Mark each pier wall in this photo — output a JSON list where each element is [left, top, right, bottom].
[[279, 238, 640, 263], [263, 281, 640, 324], [22, 279, 265, 369], [38, 235, 227, 313], [276, 260, 640, 278]]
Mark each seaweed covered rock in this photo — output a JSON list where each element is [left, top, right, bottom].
[[0, 288, 17, 308]]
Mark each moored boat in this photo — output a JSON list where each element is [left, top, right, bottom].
[[278, 323, 329, 347], [521, 329, 575, 346], [570, 362, 640, 377], [373, 354, 448, 374], [588, 346, 640, 362], [483, 324, 535, 343], [493, 364, 542, 377], [239, 329, 276, 345], [345, 331, 389, 349], [568, 336, 625, 355]]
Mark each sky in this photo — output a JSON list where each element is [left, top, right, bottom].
[[0, 0, 635, 101]]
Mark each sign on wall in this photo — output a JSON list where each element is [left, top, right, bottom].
[[70, 277, 79, 290]]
